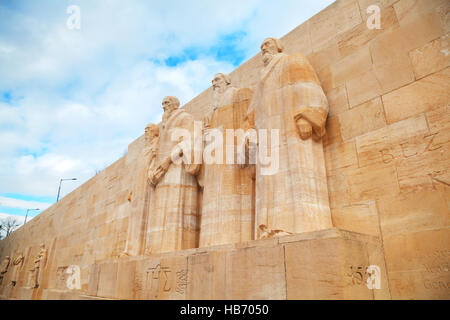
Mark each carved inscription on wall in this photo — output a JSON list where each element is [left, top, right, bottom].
[[345, 265, 381, 289], [422, 249, 450, 290], [139, 264, 189, 297], [175, 269, 188, 295], [379, 132, 443, 164], [146, 264, 171, 292]]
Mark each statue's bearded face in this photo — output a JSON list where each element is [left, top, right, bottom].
[[162, 98, 176, 113], [261, 39, 279, 66], [145, 125, 158, 141], [212, 74, 227, 91]]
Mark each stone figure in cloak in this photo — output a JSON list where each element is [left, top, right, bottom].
[[121, 123, 159, 257], [246, 37, 332, 237], [197, 73, 255, 247], [145, 96, 201, 254], [30, 243, 47, 288], [0, 256, 10, 286], [11, 252, 24, 286]]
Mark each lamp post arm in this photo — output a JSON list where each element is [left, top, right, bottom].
[[56, 179, 63, 202]]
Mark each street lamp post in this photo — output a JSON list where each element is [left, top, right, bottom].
[[24, 208, 40, 225], [56, 178, 77, 202]]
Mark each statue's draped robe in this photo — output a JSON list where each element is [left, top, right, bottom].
[[123, 139, 158, 256], [248, 53, 332, 236], [145, 109, 200, 254], [198, 87, 255, 247], [0, 259, 9, 284], [11, 255, 23, 284], [33, 248, 47, 287]]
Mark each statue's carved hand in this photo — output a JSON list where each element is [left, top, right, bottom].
[[150, 157, 171, 186], [160, 157, 171, 171], [296, 118, 312, 140], [150, 147, 157, 158], [150, 167, 165, 186]]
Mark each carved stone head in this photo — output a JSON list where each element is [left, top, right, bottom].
[[162, 96, 180, 113], [212, 73, 231, 93], [145, 123, 159, 142], [260, 37, 283, 66]]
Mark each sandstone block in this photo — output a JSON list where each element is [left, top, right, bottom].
[[338, 97, 386, 140], [338, 6, 399, 57], [309, 0, 363, 50], [346, 69, 383, 108], [229, 245, 286, 299], [284, 231, 383, 299], [326, 85, 349, 116], [355, 114, 430, 168], [347, 162, 400, 201], [410, 33, 450, 79], [324, 141, 359, 173], [331, 200, 381, 236], [383, 228, 450, 299], [378, 187, 449, 238], [382, 68, 450, 124]]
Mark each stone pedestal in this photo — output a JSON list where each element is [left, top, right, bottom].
[[83, 228, 391, 300]]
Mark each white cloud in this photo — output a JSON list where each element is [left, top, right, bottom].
[[0, 197, 51, 211]]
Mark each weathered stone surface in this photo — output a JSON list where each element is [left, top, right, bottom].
[[338, 5, 399, 57], [410, 33, 450, 79], [284, 229, 390, 299], [331, 201, 381, 236], [323, 115, 343, 146], [329, 46, 373, 89], [326, 85, 349, 116], [378, 187, 449, 237], [346, 69, 382, 108], [383, 228, 450, 299], [338, 97, 386, 140], [347, 162, 400, 202], [324, 141, 358, 173], [309, 0, 362, 51], [355, 114, 430, 168], [382, 68, 450, 124], [90, 229, 390, 300], [307, 41, 341, 73]]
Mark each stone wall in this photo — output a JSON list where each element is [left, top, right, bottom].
[[1, 0, 449, 299]]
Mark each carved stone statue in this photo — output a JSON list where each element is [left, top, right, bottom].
[[247, 37, 332, 237], [198, 73, 255, 247], [30, 243, 47, 288], [11, 252, 24, 286], [121, 123, 159, 257], [145, 123, 160, 181], [0, 256, 10, 285], [258, 224, 292, 239], [144, 96, 200, 254]]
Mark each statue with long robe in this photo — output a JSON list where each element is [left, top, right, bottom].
[[30, 243, 47, 288], [247, 37, 332, 237], [0, 256, 10, 286], [11, 252, 24, 286], [144, 96, 200, 254], [121, 123, 159, 257], [198, 73, 255, 247]]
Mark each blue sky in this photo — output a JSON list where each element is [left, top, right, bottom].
[[0, 0, 334, 230]]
